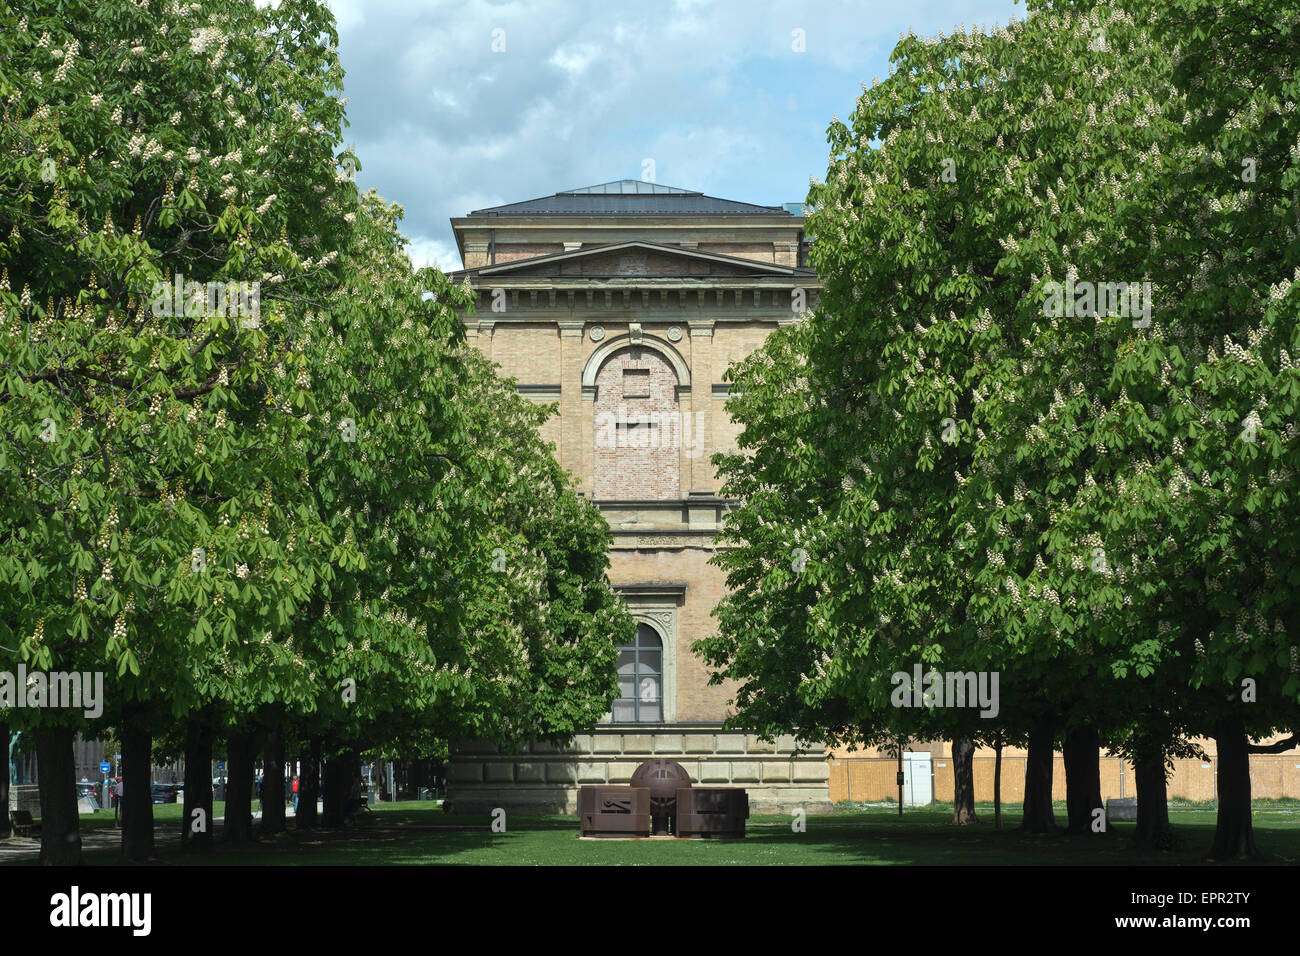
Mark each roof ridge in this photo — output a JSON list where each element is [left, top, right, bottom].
[[559, 180, 699, 196]]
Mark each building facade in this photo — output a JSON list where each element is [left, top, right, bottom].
[[442, 180, 830, 813]]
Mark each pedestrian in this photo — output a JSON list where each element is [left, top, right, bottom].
[[291, 775, 298, 813], [113, 778, 124, 825]]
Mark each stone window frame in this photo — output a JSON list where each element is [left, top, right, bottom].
[[602, 585, 684, 725]]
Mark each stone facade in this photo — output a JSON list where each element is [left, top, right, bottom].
[[446, 181, 829, 813], [446, 728, 831, 814]]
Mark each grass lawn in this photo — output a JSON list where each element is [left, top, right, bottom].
[[76, 801, 232, 830], [41, 800, 1300, 865]]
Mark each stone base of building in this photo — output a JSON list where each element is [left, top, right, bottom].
[[445, 725, 832, 815], [7, 784, 40, 814]]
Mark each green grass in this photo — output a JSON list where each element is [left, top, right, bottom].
[[76, 801, 232, 830], [19, 800, 1299, 865]]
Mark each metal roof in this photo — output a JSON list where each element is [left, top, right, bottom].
[[562, 181, 695, 195], [467, 180, 794, 217]]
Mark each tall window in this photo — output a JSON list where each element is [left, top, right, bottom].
[[613, 624, 662, 722]]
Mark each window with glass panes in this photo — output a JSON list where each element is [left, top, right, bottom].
[[613, 624, 662, 722]]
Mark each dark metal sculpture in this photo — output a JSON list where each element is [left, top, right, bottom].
[[577, 785, 651, 837], [629, 759, 692, 835], [576, 761, 748, 840], [675, 787, 749, 839]]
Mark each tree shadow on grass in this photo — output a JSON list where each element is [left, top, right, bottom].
[[741, 810, 1299, 866], [50, 806, 1300, 866]]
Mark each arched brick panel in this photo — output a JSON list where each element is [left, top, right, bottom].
[[593, 346, 681, 499]]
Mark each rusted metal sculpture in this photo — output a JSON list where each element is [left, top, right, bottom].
[[629, 759, 692, 835], [577, 761, 748, 839], [675, 787, 749, 839], [577, 785, 651, 837]]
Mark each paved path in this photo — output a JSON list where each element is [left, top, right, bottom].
[[0, 802, 320, 862]]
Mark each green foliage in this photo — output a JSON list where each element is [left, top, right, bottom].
[[700, 3, 1300, 765], [0, 0, 630, 764]]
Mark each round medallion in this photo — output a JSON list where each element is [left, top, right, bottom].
[[589, 325, 605, 342], [666, 326, 683, 342]]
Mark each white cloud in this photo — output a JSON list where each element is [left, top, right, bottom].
[[405, 236, 462, 273], [428, 88, 462, 111], [323, 0, 367, 32], [548, 43, 603, 76], [325, 0, 1023, 269]]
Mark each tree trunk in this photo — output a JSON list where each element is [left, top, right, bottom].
[[993, 734, 1003, 830], [121, 710, 155, 862], [1208, 712, 1257, 860], [1133, 750, 1172, 847], [1020, 719, 1058, 834], [410, 758, 429, 797], [36, 726, 83, 865], [222, 731, 257, 843], [297, 736, 321, 829], [261, 728, 286, 835], [181, 710, 214, 850], [321, 750, 346, 827], [0, 721, 10, 839], [951, 736, 977, 825], [1063, 725, 1106, 835]]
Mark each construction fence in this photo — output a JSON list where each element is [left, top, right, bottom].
[[828, 755, 1300, 805]]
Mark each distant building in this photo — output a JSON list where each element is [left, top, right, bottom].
[[444, 180, 831, 812]]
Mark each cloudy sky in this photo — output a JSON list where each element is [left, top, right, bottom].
[[323, 0, 1026, 271]]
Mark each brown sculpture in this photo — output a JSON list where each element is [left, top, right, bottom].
[[630, 759, 692, 835]]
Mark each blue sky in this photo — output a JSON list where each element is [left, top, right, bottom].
[[322, 0, 1027, 270]]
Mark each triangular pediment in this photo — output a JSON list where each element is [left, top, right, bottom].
[[454, 241, 809, 280]]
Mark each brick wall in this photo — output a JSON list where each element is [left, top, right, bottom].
[[608, 548, 738, 721], [593, 347, 680, 499], [482, 324, 562, 380], [491, 243, 564, 263], [716, 322, 786, 372], [697, 241, 775, 263]]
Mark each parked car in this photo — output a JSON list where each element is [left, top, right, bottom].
[[150, 783, 180, 804]]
